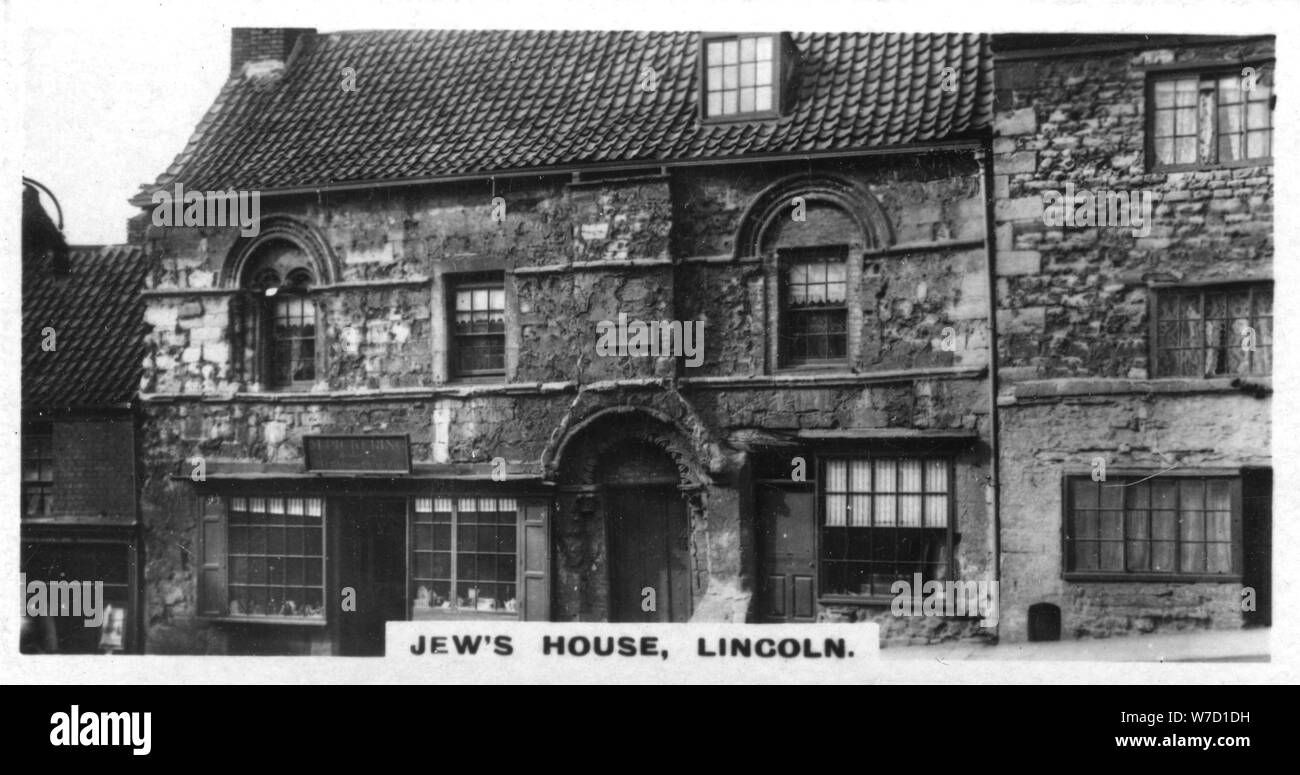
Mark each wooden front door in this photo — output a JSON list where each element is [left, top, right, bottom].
[[606, 487, 692, 622], [756, 483, 817, 622], [335, 498, 408, 656]]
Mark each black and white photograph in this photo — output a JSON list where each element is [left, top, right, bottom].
[[4, 0, 1296, 712]]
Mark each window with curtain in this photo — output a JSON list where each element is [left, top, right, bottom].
[[821, 457, 953, 597], [239, 247, 318, 390], [1153, 283, 1271, 377], [449, 277, 506, 378], [1149, 66, 1273, 170], [1065, 476, 1240, 578], [780, 246, 849, 367]]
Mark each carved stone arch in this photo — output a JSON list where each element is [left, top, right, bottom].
[[221, 214, 339, 288], [733, 172, 895, 259], [551, 406, 710, 493]]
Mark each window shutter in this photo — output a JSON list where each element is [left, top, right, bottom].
[[197, 495, 227, 617], [518, 500, 550, 621]]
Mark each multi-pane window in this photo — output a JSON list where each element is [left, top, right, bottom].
[[243, 264, 317, 390], [22, 430, 54, 518], [226, 497, 325, 618], [821, 457, 952, 597], [781, 247, 848, 366], [411, 497, 518, 615], [1150, 67, 1273, 169], [450, 279, 505, 377], [269, 268, 316, 388], [1065, 476, 1239, 578], [1153, 283, 1272, 377], [703, 35, 776, 118]]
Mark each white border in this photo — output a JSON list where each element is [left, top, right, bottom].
[[2, 0, 1296, 684]]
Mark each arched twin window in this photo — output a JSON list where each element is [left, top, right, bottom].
[[234, 241, 317, 390]]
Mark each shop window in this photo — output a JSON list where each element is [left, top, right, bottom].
[[780, 246, 849, 367], [1064, 475, 1241, 580], [226, 497, 325, 618], [411, 497, 518, 616], [1148, 65, 1273, 170], [22, 428, 54, 518], [820, 457, 953, 597], [1152, 282, 1271, 377], [20, 538, 135, 654], [449, 276, 505, 378]]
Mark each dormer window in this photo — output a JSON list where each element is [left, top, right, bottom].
[[701, 33, 794, 121]]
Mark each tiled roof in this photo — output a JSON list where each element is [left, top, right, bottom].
[[23, 245, 149, 409], [140, 31, 992, 197]]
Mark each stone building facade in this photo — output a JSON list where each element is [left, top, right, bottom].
[[116, 29, 1272, 656], [990, 35, 1273, 640], [133, 29, 1001, 654]]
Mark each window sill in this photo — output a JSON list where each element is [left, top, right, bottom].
[[776, 362, 852, 375], [205, 615, 327, 627], [819, 595, 898, 607], [701, 110, 782, 125], [412, 608, 518, 620], [1007, 376, 1270, 401], [447, 375, 506, 385], [1064, 573, 1242, 584], [1150, 158, 1272, 173]]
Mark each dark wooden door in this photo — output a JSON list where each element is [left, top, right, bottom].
[[1242, 468, 1271, 627], [336, 499, 408, 656], [756, 484, 817, 622], [606, 487, 691, 622]]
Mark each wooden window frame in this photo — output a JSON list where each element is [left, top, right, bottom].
[[410, 496, 521, 619], [240, 265, 321, 392], [698, 32, 788, 123], [1145, 62, 1274, 172], [447, 273, 506, 381], [22, 426, 54, 519], [223, 495, 327, 621], [816, 454, 957, 603], [778, 244, 851, 369], [265, 288, 318, 390], [1149, 281, 1272, 378], [1062, 474, 1243, 583]]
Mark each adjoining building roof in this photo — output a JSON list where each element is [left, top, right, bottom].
[[138, 30, 993, 199], [23, 244, 149, 410]]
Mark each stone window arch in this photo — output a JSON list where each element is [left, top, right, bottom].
[[734, 173, 893, 372]]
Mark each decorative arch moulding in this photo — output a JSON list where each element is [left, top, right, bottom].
[[733, 172, 896, 260], [220, 214, 341, 288]]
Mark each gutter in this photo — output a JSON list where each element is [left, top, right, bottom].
[[977, 142, 1003, 590]]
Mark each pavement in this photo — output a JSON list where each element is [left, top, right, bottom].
[[881, 628, 1271, 662]]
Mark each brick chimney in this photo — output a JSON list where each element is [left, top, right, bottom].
[[230, 28, 315, 75]]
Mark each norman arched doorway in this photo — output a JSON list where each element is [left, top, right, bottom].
[[550, 408, 708, 623]]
